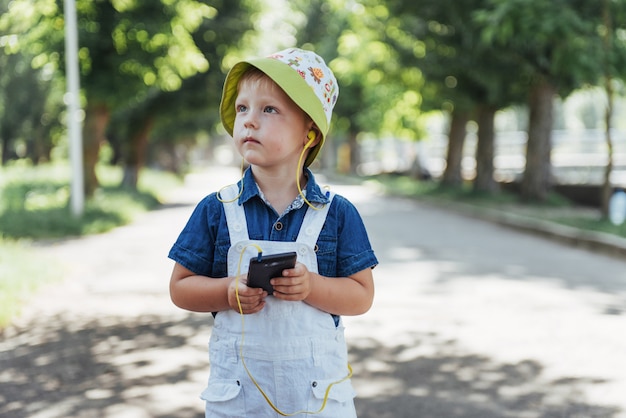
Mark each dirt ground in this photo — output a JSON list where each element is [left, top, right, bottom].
[[0, 168, 231, 418]]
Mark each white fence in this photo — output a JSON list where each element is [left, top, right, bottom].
[[359, 130, 626, 187]]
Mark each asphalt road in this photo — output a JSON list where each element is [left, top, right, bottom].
[[1, 165, 626, 418]]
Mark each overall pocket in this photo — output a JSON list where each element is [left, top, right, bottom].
[[308, 378, 356, 418], [200, 379, 246, 417]]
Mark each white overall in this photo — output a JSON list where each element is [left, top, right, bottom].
[[201, 185, 357, 417]]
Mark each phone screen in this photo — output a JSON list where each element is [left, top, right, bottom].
[[247, 252, 297, 294]]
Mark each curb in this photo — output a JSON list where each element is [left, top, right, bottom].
[[321, 171, 626, 260], [427, 200, 626, 259]]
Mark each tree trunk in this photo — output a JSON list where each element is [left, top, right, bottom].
[[600, 0, 614, 219], [601, 78, 615, 219], [82, 102, 110, 197], [474, 104, 498, 193], [31, 121, 53, 164], [1, 124, 11, 165], [442, 108, 470, 187], [122, 116, 154, 190], [521, 79, 555, 202]]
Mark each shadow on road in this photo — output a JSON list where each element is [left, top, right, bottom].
[[0, 313, 208, 418], [1, 172, 624, 417], [350, 332, 620, 418], [1, 312, 620, 418]]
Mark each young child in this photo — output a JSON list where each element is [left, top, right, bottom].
[[168, 48, 378, 417]]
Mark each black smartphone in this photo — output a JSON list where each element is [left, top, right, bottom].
[[247, 251, 297, 295]]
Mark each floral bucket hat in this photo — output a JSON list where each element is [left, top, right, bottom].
[[220, 48, 339, 167]]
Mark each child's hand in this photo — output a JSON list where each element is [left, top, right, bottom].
[[271, 262, 312, 301], [228, 276, 266, 314]]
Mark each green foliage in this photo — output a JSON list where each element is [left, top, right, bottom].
[[113, 0, 260, 151], [0, 0, 65, 164], [387, 0, 527, 114], [287, 0, 424, 139], [1, 0, 257, 182], [473, 0, 608, 94], [65, 0, 217, 109], [3, 0, 626, 184], [0, 162, 179, 239]]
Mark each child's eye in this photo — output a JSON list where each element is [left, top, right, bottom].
[[236, 104, 247, 113], [264, 106, 278, 114]]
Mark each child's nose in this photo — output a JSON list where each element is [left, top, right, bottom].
[[243, 110, 259, 128]]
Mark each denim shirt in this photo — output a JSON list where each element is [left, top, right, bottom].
[[168, 167, 378, 282]]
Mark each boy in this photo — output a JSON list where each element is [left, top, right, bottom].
[[168, 48, 377, 417]]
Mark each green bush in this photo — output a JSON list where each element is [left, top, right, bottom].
[[0, 162, 179, 239]]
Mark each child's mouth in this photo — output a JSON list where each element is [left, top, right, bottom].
[[244, 137, 260, 145]]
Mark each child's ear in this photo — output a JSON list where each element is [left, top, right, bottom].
[[305, 129, 320, 148]]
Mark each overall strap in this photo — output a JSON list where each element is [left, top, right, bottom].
[[222, 186, 335, 248], [296, 192, 335, 249], [220, 184, 249, 243]]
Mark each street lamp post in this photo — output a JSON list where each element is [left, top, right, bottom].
[[64, 0, 84, 217]]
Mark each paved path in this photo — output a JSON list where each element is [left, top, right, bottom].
[[2, 166, 626, 418]]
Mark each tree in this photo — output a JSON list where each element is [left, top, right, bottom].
[[599, 0, 626, 218], [75, 0, 218, 195], [442, 108, 471, 186], [476, 0, 605, 201], [107, 0, 258, 188], [0, 0, 64, 164], [4, 0, 221, 195], [290, 0, 418, 173], [385, 0, 524, 191]]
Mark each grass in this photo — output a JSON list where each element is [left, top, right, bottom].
[[0, 239, 63, 328], [0, 161, 181, 327], [0, 162, 180, 239]]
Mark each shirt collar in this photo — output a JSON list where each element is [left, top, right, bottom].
[[238, 167, 330, 207]]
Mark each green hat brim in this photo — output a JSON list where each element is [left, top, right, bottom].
[[220, 58, 329, 167]]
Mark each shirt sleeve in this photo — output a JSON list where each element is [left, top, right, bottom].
[[168, 194, 221, 277], [333, 195, 378, 278]]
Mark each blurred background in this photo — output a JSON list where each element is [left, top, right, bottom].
[[3, 3, 626, 417], [2, 0, 626, 195], [2, 0, 626, 323]]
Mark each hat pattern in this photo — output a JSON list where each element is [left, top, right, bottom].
[[268, 49, 338, 127]]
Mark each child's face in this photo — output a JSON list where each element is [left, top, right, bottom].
[[233, 74, 312, 169]]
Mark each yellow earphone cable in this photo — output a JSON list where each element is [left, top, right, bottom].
[[297, 132, 325, 211], [217, 158, 245, 203], [234, 244, 353, 416], [218, 132, 327, 211]]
